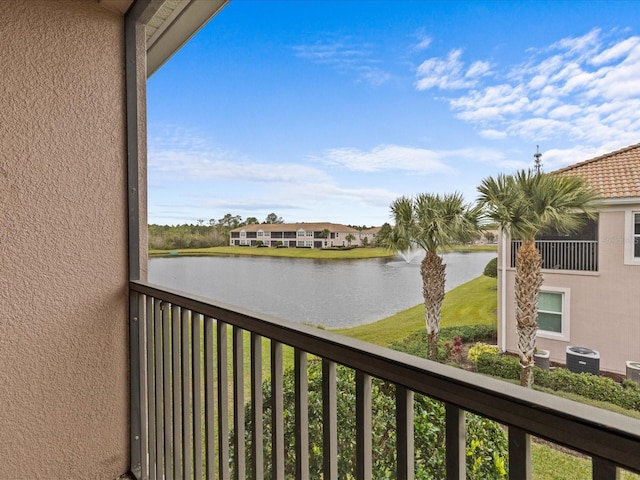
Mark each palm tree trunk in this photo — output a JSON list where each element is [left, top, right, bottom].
[[421, 251, 446, 361], [514, 238, 543, 387]]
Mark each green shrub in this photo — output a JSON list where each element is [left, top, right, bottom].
[[483, 257, 498, 278], [476, 352, 521, 380], [234, 360, 508, 479], [468, 343, 500, 363], [477, 354, 640, 411]]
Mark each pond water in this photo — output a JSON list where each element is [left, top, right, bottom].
[[148, 251, 495, 328]]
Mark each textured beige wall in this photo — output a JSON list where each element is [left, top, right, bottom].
[[502, 208, 640, 374], [0, 1, 130, 478]]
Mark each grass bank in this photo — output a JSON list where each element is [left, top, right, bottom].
[[149, 244, 496, 259], [149, 245, 393, 259], [333, 275, 497, 346]]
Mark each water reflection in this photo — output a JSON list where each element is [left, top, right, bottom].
[[148, 251, 495, 328]]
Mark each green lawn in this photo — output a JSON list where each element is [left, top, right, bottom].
[[149, 243, 496, 259], [149, 245, 394, 259], [333, 275, 497, 346]]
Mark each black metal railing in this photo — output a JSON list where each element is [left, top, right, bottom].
[[511, 240, 598, 272], [129, 281, 638, 479]]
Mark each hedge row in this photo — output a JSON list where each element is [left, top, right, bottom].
[[476, 353, 640, 411]]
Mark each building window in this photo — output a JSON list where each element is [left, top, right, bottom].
[[305, 241, 312, 247], [297, 230, 305, 237], [297, 241, 304, 247], [240, 231, 246, 237], [635, 212, 640, 258], [264, 231, 271, 237], [257, 231, 263, 237], [537, 287, 570, 341], [624, 211, 640, 265], [306, 231, 313, 237]]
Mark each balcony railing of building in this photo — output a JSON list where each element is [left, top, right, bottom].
[[511, 240, 598, 272], [129, 281, 638, 480]]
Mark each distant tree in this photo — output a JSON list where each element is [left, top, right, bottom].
[[361, 236, 369, 247], [375, 223, 392, 247], [218, 213, 243, 228], [345, 233, 355, 246], [320, 228, 330, 247], [485, 231, 496, 243], [196, 218, 205, 226], [245, 217, 259, 225], [264, 212, 284, 224]]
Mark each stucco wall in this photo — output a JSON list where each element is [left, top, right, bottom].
[[501, 208, 640, 374], [0, 1, 130, 478]]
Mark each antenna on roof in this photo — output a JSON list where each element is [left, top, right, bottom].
[[533, 145, 543, 173]]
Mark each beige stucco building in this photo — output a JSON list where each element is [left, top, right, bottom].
[[0, 1, 226, 478], [497, 143, 640, 375]]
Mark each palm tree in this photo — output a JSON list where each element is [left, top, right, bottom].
[[381, 193, 482, 360], [477, 170, 600, 387], [345, 233, 355, 246], [320, 228, 330, 247]]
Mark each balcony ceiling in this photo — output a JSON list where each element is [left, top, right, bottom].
[[97, 0, 228, 77], [143, 0, 230, 77]]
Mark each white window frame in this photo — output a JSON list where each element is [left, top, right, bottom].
[[624, 210, 640, 266], [536, 286, 570, 342], [264, 231, 271, 237], [257, 231, 263, 237], [297, 229, 305, 237], [240, 231, 246, 237]]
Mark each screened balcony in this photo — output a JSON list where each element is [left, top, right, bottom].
[[510, 217, 599, 272], [128, 281, 639, 480]]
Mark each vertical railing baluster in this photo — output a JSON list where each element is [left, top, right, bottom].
[[271, 340, 285, 480], [193, 314, 203, 480], [251, 333, 264, 480], [322, 359, 337, 480], [162, 302, 173, 480], [146, 296, 156, 480], [509, 426, 531, 480], [129, 291, 144, 479], [592, 456, 620, 480], [355, 371, 372, 480], [396, 386, 414, 480], [445, 403, 465, 480], [172, 305, 181, 480], [181, 309, 192, 480], [295, 349, 309, 480], [233, 326, 246, 480], [154, 299, 165, 478], [216, 320, 229, 480]]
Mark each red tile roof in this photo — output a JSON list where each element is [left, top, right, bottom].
[[555, 143, 640, 199]]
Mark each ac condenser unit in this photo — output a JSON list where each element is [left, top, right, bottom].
[[627, 361, 640, 386], [566, 346, 600, 375]]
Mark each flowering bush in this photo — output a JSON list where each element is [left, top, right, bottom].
[[467, 342, 500, 363], [444, 336, 464, 362]]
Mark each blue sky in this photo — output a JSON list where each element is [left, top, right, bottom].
[[148, 0, 640, 226]]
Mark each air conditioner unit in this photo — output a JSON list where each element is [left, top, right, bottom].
[[626, 361, 640, 386], [566, 346, 600, 375]]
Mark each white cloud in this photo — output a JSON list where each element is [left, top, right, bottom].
[[293, 39, 391, 86], [319, 144, 452, 173], [479, 129, 507, 140], [466, 60, 492, 78], [414, 33, 432, 51], [416, 29, 640, 149]]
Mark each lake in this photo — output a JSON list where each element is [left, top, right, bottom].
[[148, 251, 495, 328]]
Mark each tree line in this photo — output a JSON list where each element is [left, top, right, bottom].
[[149, 212, 284, 250]]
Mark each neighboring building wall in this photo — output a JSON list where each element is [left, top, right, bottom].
[[0, 1, 131, 478], [501, 206, 640, 374]]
